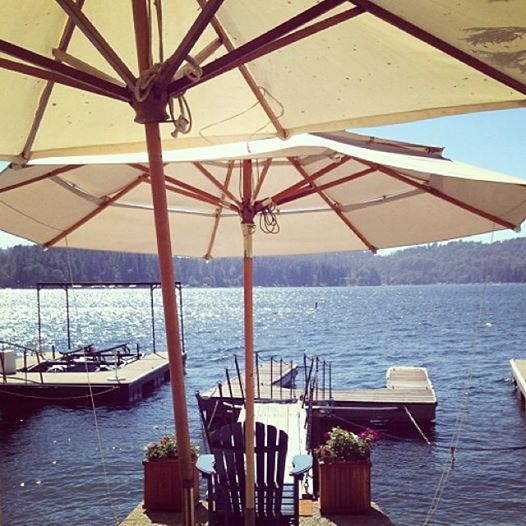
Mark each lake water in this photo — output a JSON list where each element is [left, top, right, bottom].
[[1, 284, 526, 526]]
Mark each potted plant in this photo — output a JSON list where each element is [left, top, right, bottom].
[[315, 426, 380, 514], [143, 434, 200, 511]]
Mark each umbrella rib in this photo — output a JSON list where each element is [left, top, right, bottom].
[[289, 159, 377, 252], [128, 163, 237, 210], [0, 42, 128, 101], [164, 178, 237, 211], [55, 0, 137, 89], [195, 0, 287, 138], [156, 0, 225, 88], [378, 165, 519, 231], [193, 162, 240, 204], [0, 165, 79, 194], [42, 175, 148, 249], [353, 0, 526, 96], [253, 159, 273, 202], [52, 49, 126, 86], [21, 0, 86, 163], [205, 161, 235, 259], [271, 156, 352, 205], [274, 166, 376, 207], [168, 0, 352, 98]]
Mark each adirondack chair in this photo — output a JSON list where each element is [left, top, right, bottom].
[[197, 421, 312, 525]]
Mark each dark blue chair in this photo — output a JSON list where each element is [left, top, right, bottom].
[[197, 421, 312, 525]]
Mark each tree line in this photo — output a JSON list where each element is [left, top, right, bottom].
[[0, 238, 525, 288]]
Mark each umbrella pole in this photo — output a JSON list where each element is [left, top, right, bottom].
[[242, 160, 256, 526], [144, 122, 195, 526], [131, 3, 194, 525]]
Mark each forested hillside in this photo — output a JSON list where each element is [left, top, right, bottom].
[[0, 238, 525, 288]]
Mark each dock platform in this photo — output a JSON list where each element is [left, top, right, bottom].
[[510, 359, 526, 408], [0, 351, 170, 404], [197, 358, 437, 433], [315, 366, 437, 423]]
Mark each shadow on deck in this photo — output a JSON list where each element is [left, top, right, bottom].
[[120, 500, 393, 525]]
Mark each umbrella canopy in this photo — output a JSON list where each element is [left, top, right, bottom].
[[0, 1, 525, 163], [1, 131, 525, 254]]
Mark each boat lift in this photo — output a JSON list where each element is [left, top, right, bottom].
[[36, 281, 185, 357]]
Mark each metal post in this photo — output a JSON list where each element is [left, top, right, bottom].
[[270, 356, 274, 399], [322, 360, 326, 400], [256, 352, 261, 399], [37, 285, 42, 352], [150, 284, 156, 354], [225, 367, 234, 399], [329, 361, 333, 400], [290, 360, 293, 400], [315, 356, 319, 401], [65, 286, 71, 349], [178, 283, 186, 358], [234, 354, 245, 405], [280, 358, 283, 400]]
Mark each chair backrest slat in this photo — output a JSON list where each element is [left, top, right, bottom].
[[210, 421, 289, 520], [255, 422, 267, 517]]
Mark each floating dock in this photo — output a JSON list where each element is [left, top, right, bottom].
[[197, 358, 436, 430], [510, 359, 526, 408], [0, 348, 170, 404], [318, 366, 437, 424]]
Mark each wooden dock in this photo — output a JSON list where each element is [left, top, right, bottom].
[[314, 366, 437, 423], [197, 360, 437, 432], [0, 351, 170, 404], [510, 359, 526, 408]]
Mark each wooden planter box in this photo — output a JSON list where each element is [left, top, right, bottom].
[[318, 459, 371, 514], [143, 458, 199, 511]]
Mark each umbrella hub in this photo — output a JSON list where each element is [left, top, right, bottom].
[[131, 64, 171, 124]]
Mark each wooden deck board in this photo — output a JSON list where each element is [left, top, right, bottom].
[[326, 388, 436, 404], [238, 401, 308, 484]]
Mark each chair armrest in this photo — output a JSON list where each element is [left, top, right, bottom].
[[196, 454, 215, 476], [290, 454, 312, 477]]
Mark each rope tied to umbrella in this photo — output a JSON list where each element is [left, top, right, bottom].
[[259, 199, 280, 235], [133, 0, 202, 137]]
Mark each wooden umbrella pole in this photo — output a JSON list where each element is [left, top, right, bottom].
[[242, 159, 256, 526], [132, 2, 194, 525], [145, 122, 195, 526]]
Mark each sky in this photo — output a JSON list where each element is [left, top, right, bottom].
[[0, 107, 525, 249]]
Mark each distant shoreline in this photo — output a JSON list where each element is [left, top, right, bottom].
[[1, 238, 525, 287]]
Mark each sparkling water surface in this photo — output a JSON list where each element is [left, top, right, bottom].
[[1, 284, 526, 526]]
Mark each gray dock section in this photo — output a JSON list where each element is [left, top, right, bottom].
[[0, 352, 170, 403], [510, 359, 526, 407]]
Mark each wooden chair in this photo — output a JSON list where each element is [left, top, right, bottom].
[[197, 421, 312, 525]]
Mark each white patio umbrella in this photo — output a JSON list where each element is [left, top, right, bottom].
[[3, 131, 526, 256], [2, 131, 526, 524], [2, 2, 526, 524]]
